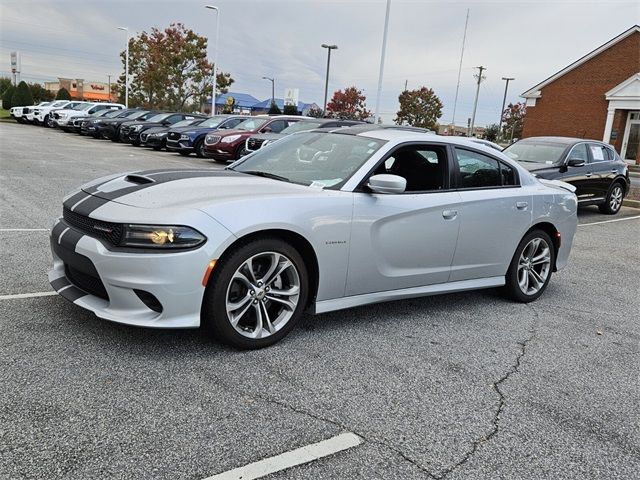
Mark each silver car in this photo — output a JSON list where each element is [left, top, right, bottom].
[[49, 126, 578, 348]]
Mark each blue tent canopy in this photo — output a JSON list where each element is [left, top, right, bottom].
[[211, 92, 260, 108], [251, 98, 316, 112]]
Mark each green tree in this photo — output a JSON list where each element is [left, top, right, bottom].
[[326, 86, 371, 120], [0, 77, 12, 97], [56, 87, 71, 100], [11, 81, 34, 107], [116, 23, 234, 110], [29, 83, 54, 103], [307, 106, 323, 118], [501, 102, 526, 140], [394, 87, 443, 130], [2, 85, 15, 109], [483, 123, 500, 142], [268, 101, 281, 114], [283, 104, 298, 115]]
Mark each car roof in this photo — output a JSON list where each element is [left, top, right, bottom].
[[516, 136, 606, 145]]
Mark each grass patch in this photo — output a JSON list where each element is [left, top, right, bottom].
[[0, 108, 11, 118]]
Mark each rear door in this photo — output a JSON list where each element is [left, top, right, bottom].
[[450, 147, 532, 282], [588, 143, 617, 199], [346, 142, 461, 295]]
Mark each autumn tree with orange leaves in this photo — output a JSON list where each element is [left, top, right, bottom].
[[326, 86, 372, 120]]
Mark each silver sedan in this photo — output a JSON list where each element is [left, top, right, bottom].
[[49, 126, 578, 348]]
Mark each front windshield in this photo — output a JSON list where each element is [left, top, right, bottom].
[[146, 113, 171, 122], [66, 102, 83, 109], [73, 103, 92, 110], [198, 116, 227, 128], [503, 142, 567, 164], [104, 109, 124, 118], [231, 131, 386, 189], [52, 101, 68, 107], [236, 118, 268, 131], [281, 121, 322, 134], [126, 110, 148, 119], [92, 110, 112, 117]]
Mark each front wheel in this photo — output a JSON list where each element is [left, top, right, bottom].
[[195, 139, 206, 158], [503, 229, 555, 303], [202, 238, 309, 349], [599, 183, 624, 215]]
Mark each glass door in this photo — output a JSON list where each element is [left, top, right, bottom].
[[622, 111, 640, 163]]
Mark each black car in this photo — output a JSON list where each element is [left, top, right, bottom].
[[80, 109, 138, 137], [122, 112, 207, 146], [242, 118, 365, 155], [140, 117, 207, 150], [503, 136, 631, 214], [70, 108, 123, 134], [95, 110, 156, 141]]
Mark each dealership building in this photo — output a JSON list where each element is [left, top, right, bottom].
[[44, 78, 114, 102], [521, 25, 640, 164]]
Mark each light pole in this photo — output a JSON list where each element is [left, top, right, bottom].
[[262, 76, 275, 106], [321, 44, 338, 116], [205, 5, 220, 116], [373, 0, 392, 124], [498, 77, 514, 140], [117, 27, 129, 107]]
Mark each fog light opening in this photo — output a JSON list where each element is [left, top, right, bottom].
[[134, 289, 163, 313]]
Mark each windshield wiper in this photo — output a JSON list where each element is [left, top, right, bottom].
[[241, 170, 289, 182]]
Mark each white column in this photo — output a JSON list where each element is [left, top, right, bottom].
[[602, 106, 616, 143]]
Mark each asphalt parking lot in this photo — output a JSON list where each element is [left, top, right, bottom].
[[1, 121, 639, 480]]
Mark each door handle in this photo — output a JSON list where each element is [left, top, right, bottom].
[[585, 172, 592, 177], [442, 210, 458, 220], [516, 201, 528, 210], [611, 169, 618, 173]]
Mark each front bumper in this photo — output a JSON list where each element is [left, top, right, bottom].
[[141, 135, 165, 147], [48, 218, 216, 328], [166, 138, 194, 152]]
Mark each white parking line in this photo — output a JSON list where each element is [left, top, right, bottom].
[[0, 291, 57, 300], [203, 432, 362, 480], [579, 215, 640, 226], [0, 228, 49, 232]]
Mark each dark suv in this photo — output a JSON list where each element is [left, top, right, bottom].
[[165, 115, 247, 157], [204, 115, 307, 163], [120, 112, 207, 146], [503, 136, 631, 214]]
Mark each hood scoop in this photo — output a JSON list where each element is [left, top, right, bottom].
[[125, 174, 155, 185]]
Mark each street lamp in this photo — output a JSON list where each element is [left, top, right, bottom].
[[373, 0, 392, 124], [499, 77, 515, 140], [205, 5, 220, 116], [117, 27, 129, 108], [262, 76, 275, 107], [321, 44, 338, 116]]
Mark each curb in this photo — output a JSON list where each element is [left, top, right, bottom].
[[622, 198, 640, 209]]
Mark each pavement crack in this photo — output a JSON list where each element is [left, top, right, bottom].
[[435, 305, 538, 479]]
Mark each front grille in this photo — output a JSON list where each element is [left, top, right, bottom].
[[65, 264, 109, 300], [23, 107, 30, 114], [167, 132, 181, 141], [63, 207, 123, 246], [205, 135, 221, 145], [54, 113, 60, 119], [247, 138, 265, 150]]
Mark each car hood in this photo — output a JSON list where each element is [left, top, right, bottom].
[[143, 126, 170, 134], [517, 161, 559, 172], [169, 125, 220, 135], [250, 133, 286, 141], [55, 108, 87, 116], [217, 128, 254, 137], [80, 169, 317, 211]]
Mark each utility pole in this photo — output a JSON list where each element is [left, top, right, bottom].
[[498, 77, 514, 140], [107, 74, 111, 102], [452, 8, 470, 126], [205, 5, 220, 116], [404, 79, 408, 91], [469, 65, 486, 137]]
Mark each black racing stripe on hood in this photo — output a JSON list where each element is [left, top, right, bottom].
[[63, 190, 89, 209], [72, 195, 112, 216]]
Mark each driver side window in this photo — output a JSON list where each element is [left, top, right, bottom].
[[375, 145, 447, 192], [568, 143, 589, 163]]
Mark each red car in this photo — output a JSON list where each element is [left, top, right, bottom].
[[204, 115, 307, 163]]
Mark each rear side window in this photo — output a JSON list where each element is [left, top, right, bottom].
[[589, 144, 611, 162], [454, 148, 517, 188]]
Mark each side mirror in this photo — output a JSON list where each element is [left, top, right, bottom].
[[367, 174, 406, 194], [567, 158, 585, 167]]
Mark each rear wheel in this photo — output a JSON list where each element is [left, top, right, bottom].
[[202, 238, 309, 349], [599, 182, 624, 215], [503, 229, 554, 303]]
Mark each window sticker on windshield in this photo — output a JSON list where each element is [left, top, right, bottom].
[[311, 179, 342, 188], [545, 161, 554, 164]]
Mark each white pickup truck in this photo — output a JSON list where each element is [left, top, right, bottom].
[[33, 100, 75, 126], [10, 102, 50, 123]]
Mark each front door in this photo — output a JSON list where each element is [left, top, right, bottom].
[[622, 111, 640, 164], [346, 143, 461, 295]]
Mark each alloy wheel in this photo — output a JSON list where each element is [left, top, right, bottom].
[[225, 251, 301, 339], [517, 237, 551, 295], [609, 185, 623, 212]]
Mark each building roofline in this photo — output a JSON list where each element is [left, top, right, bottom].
[[521, 24, 640, 98]]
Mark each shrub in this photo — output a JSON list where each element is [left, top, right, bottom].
[[2, 85, 15, 109], [11, 81, 34, 107], [268, 101, 281, 114], [56, 87, 71, 100], [283, 104, 298, 115]]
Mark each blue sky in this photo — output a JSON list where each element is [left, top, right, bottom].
[[1, 0, 638, 125]]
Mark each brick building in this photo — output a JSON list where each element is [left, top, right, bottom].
[[44, 78, 114, 102], [522, 25, 640, 164]]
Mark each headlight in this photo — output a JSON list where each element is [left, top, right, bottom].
[[121, 225, 206, 249], [132, 125, 144, 131], [180, 133, 192, 140], [221, 134, 241, 143], [58, 113, 67, 118]]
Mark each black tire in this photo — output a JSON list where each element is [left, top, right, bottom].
[[179, 151, 191, 156], [153, 146, 162, 151], [43, 115, 50, 127], [503, 229, 555, 303], [598, 182, 624, 215], [202, 238, 309, 349], [195, 139, 206, 158]]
